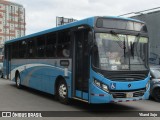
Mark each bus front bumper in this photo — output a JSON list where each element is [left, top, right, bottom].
[[89, 84, 150, 104]]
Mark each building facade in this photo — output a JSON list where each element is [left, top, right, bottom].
[[132, 11, 160, 64], [0, 0, 25, 61]]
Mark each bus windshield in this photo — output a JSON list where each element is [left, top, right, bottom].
[[93, 33, 148, 71]]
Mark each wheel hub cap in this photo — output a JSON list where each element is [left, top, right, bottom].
[[59, 84, 67, 98]]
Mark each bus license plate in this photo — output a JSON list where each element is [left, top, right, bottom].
[[126, 92, 133, 98]]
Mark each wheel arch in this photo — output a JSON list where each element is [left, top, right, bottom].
[[54, 75, 66, 95], [15, 70, 20, 80]]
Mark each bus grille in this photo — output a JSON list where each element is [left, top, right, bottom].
[[93, 68, 149, 81], [110, 89, 146, 98], [105, 71, 149, 81], [133, 90, 145, 97]]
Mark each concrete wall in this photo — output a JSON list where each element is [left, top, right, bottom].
[[132, 11, 160, 64]]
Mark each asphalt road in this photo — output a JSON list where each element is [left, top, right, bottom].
[[0, 78, 160, 120]]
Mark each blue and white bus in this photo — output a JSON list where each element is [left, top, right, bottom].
[[3, 16, 150, 104]]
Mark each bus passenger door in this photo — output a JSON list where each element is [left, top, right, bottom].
[[72, 29, 90, 101]]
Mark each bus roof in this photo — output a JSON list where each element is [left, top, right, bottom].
[[5, 16, 144, 44], [105, 16, 144, 23]]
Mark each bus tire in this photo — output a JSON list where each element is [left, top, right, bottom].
[[15, 73, 22, 89], [57, 80, 69, 104], [153, 87, 160, 102]]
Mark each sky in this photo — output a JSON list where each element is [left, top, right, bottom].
[[10, 0, 160, 35]]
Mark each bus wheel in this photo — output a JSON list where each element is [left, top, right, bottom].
[[57, 80, 69, 104], [16, 74, 22, 89]]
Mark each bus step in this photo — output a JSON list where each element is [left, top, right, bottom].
[[72, 97, 88, 103]]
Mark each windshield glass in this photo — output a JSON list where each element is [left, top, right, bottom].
[[93, 33, 148, 71]]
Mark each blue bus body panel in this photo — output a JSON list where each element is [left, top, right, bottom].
[[89, 69, 150, 103], [8, 59, 72, 98], [75, 90, 89, 100]]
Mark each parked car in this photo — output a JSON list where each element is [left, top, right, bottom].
[[150, 65, 160, 102], [0, 62, 3, 78]]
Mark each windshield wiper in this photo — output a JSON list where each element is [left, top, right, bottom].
[[134, 33, 141, 59], [110, 31, 126, 57]]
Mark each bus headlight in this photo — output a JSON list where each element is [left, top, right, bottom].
[[146, 81, 150, 90], [94, 79, 101, 87], [94, 79, 109, 93], [102, 84, 109, 92]]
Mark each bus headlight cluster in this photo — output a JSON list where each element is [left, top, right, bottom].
[[94, 79, 109, 93]]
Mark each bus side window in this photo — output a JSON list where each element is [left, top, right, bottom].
[[11, 42, 19, 58], [19, 40, 27, 58], [28, 39, 36, 58], [57, 31, 71, 58], [37, 36, 45, 58], [46, 33, 56, 57], [62, 44, 70, 58]]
